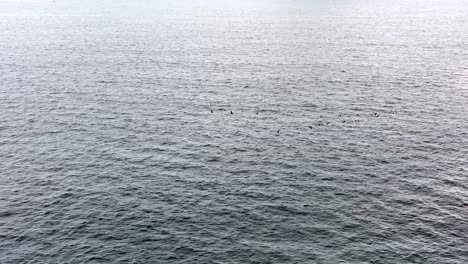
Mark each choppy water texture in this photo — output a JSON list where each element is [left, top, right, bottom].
[[1, 0, 467, 263]]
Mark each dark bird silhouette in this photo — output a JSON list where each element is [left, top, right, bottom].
[[277, 129, 280, 134], [230, 111, 233, 115], [210, 110, 213, 113], [309, 126, 313, 129]]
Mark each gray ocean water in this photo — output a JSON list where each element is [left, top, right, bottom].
[[1, 0, 467, 263]]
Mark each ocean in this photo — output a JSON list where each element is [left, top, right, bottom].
[[0, 0, 467, 263]]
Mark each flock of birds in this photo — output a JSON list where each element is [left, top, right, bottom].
[[209, 109, 395, 134]]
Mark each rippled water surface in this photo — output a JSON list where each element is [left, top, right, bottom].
[[1, 0, 467, 263]]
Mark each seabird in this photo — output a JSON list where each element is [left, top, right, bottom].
[[230, 111, 233, 114]]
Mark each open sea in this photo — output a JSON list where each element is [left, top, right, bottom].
[[0, 0, 467, 263]]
